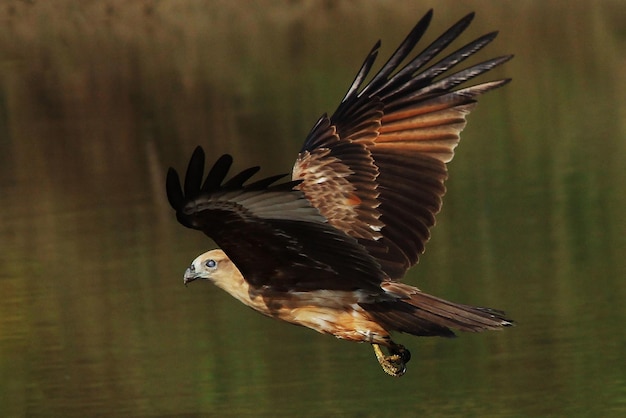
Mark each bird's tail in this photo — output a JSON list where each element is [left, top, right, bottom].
[[362, 283, 513, 337]]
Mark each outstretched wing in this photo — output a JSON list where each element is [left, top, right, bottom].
[[293, 10, 512, 279], [166, 147, 387, 293]]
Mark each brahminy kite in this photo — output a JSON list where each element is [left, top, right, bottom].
[[167, 9, 513, 376]]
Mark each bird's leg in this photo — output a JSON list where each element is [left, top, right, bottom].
[[372, 342, 411, 377]]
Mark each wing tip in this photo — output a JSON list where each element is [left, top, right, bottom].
[[183, 146, 206, 196], [166, 167, 184, 210], [168, 148, 296, 215]]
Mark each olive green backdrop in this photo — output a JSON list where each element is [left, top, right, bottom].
[[1, 1, 624, 417]]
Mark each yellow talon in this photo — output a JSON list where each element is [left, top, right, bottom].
[[372, 343, 407, 377]]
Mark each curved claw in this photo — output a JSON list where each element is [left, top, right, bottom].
[[372, 343, 410, 377]]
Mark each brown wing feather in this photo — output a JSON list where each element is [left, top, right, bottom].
[[293, 10, 512, 279], [166, 147, 388, 293], [293, 115, 384, 241]]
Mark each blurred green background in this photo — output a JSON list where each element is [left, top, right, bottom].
[[1, 1, 625, 417]]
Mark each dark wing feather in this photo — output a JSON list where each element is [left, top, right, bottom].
[[293, 10, 512, 279], [166, 147, 387, 293]]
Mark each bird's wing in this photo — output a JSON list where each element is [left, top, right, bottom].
[[166, 147, 387, 293], [293, 10, 512, 279]]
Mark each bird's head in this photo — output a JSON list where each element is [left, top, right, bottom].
[[183, 249, 244, 290], [184, 249, 228, 285]]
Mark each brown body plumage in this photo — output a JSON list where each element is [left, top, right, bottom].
[[167, 10, 513, 376]]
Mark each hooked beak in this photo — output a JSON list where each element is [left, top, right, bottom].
[[183, 266, 200, 286]]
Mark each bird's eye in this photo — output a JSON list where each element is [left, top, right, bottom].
[[205, 259, 217, 269]]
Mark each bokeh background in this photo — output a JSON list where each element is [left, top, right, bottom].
[[1, 1, 625, 417]]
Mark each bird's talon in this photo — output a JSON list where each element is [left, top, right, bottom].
[[372, 343, 408, 377]]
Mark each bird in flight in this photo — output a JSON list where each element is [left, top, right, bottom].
[[166, 9, 513, 377]]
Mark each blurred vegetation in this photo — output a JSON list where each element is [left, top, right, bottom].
[[0, 1, 625, 417]]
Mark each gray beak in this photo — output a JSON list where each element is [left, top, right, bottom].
[[183, 266, 198, 286]]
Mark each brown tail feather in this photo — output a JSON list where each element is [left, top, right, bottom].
[[362, 283, 513, 337]]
